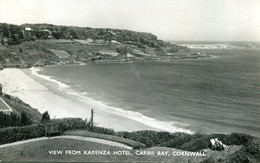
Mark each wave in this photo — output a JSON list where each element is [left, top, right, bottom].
[[30, 67, 193, 134], [67, 89, 194, 134], [30, 67, 69, 89]]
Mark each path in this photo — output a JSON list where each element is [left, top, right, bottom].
[[0, 135, 132, 150]]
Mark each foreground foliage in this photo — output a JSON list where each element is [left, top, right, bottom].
[[0, 111, 32, 128]]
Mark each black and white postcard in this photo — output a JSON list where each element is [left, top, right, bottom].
[[0, 0, 259, 162]]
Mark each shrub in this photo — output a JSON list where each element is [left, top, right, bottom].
[[178, 137, 211, 151], [50, 118, 86, 131], [4, 94, 11, 99], [0, 124, 45, 145], [228, 133, 253, 145], [133, 143, 146, 150], [116, 131, 131, 139], [139, 137, 154, 148], [224, 139, 259, 163], [244, 139, 260, 157], [92, 126, 115, 135], [158, 133, 193, 148]]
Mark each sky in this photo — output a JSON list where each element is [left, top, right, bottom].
[[0, 0, 259, 41]]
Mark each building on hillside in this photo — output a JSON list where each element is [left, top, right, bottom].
[[42, 29, 52, 39], [23, 27, 34, 40], [0, 97, 12, 115], [25, 27, 33, 31]]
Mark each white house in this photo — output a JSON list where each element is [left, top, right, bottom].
[[25, 27, 33, 31]]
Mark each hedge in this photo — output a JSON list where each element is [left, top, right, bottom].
[[0, 118, 87, 145], [158, 133, 254, 151], [0, 124, 45, 145], [115, 131, 255, 151], [91, 126, 116, 135], [50, 118, 86, 131]]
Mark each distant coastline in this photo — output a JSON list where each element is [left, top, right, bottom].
[[0, 23, 210, 70]]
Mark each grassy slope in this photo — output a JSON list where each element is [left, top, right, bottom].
[[0, 137, 242, 163], [2, 95, 41, 123], [63, 130, 146, 149]]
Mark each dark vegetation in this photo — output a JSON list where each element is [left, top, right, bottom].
[[116, 131, 254, 151], [0, 112, 32, 128], [0, 124, 45, 144], [225, 138, 260, 163], [40, 111, 50, 123], [0, 117, 86, 145], [0, 23, 186, 51]]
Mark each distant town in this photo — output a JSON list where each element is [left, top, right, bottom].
[[171, 41, 258, 50]]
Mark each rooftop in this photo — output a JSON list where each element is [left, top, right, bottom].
[[0, 97, 12, 112]]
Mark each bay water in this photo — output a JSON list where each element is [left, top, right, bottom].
[[33, 49, 260, 136]]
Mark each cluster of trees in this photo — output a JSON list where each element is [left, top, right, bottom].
[[0, 23, 188, 52], [0, 23, 24, 45], [0, 112, 32, 128], [29, 24, 162, 49], [0, 23, 52, 45]]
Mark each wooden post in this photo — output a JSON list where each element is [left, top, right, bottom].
[[89, 109, 94, 131]]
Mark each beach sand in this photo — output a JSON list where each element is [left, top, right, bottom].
[[0, 68, 158, 132]]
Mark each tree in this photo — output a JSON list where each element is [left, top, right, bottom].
[[21, 112, 28, 126], [18, 31, 24, 40], [10, 112, 20, 126], [116, 46, 132, 56], [2, 24, 9, 37], [0, 112, 5, 128], [41, 111, 50, 123]]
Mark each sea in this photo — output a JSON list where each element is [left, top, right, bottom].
[[30, 48, 260, 136]]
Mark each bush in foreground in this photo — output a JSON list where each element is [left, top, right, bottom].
[[50, 118, 86, 131], [91, 126, 116, 135], [115, 131, 255, 152], [220, 138, 260, 163], [0, 124, 45, 145]]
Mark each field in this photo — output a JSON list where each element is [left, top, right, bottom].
[[48, 49, 70, 58]]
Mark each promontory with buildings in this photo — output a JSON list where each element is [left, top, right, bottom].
[[0, 23, 209, 69]]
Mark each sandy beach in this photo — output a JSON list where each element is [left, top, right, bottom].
[[0, 68, 159, 132]]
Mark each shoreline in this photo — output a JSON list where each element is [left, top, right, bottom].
[[0, 51, 212, 71], [0, 67, 192, 133]]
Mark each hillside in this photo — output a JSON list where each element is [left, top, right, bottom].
[[0, 133, 258, 162], [1, 94, 42, 123], [0, 23, 208, 69]]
